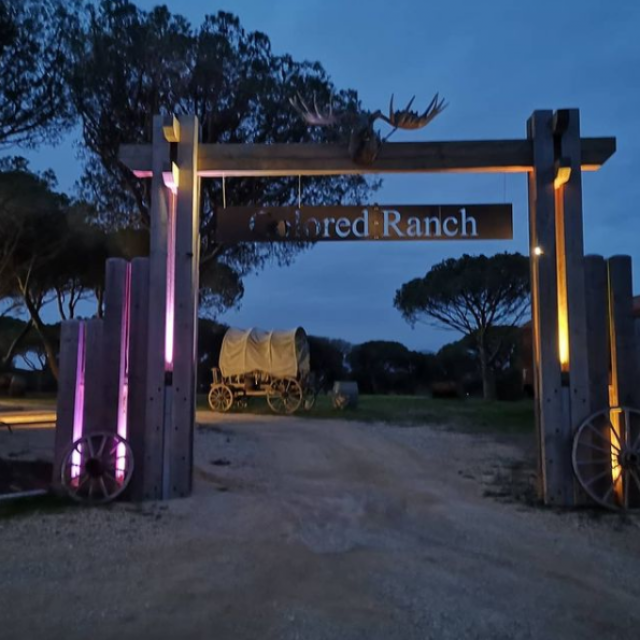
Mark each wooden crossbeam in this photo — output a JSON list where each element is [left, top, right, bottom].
[[119, 137, 616, 178]]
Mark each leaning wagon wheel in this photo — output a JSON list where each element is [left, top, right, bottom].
[[267, 378, 303, 414], [61, 432, 134, 504], [303, 387, 317, 411], [208, 384, 234, 413], [572, 406, 640, 511]]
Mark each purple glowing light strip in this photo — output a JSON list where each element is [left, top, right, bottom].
[[116, 264, 132, 479], [165, 190, 177, 371], [71, 322, 87, 478]]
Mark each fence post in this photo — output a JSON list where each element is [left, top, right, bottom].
[[53, 320, 82, 486], [607, 255, 640, 507], [82, 318, 104, 435]]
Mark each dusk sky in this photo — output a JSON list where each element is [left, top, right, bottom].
[[17, 0, 640, 352]]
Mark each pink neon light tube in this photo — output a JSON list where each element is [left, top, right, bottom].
[[71, 322, 86, 478], [116, 264, 132, 479], [165, 190, 176, 371]]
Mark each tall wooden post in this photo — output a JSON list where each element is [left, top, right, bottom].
[[136, 114, 200, 500], [554, 110, 591, 429], [584, 256, 610, 415], [528, 108, 595, 506], [126, 258, 150, 501], [607, 256, 640, 507], [169, 115, 200, 498], [102, 259, 130, 438], [142, 116, 171, 500], [527, 111, 573, 505]]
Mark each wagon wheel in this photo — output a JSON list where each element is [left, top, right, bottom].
[[267, 378, 303, 414], [234, 395, 249, 410], [208, 384, 234, 413], [303, 387, 317, 411], [572, 406, 640, 511], [61, 432, 134, 504]]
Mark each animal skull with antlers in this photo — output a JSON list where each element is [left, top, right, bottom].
[[289, 92, 447, 165]]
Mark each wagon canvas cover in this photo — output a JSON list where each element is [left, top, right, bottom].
[[219, 327, 310, 378]]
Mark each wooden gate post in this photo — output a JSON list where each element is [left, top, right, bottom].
[[102, 258, 130, 438], [169, 115, 200, 498], [527, 110, 573, 505], [607, 256, 640, 506], [608, 256, 640, 408], [126, 257, 150, 501], [584, 256, 610, 415], [142, 115, 171, 500], [53, 320, 82, 485], [553, 110, 591, 426]]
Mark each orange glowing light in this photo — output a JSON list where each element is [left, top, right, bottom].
[[554, 166, 571, 190], [555, 188, 570, 372]]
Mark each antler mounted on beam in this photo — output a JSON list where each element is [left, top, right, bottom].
[[377, 93, 447, 131], [289, 92, 338, 126], [289, 90, 448, 164]]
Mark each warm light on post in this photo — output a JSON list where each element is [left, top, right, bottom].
[[553, 163, 571, 190], [553, 159, 571, 373]]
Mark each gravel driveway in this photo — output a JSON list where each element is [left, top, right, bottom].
[[1, 413, 639, 640]]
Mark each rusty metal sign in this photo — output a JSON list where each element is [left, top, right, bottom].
[[215, 205, 513, 242]]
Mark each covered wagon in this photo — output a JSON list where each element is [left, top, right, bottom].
[[208, 327, 316, 414]]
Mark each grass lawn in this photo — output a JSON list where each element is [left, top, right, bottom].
[[197, 393, 535, 435], [0, 394, 57, 411], [1, 392, 534, 436]]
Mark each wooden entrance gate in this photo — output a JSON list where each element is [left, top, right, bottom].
[[52, 108, 640, 509]]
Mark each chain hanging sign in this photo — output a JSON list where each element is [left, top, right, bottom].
[[215, 204, 513, 242]]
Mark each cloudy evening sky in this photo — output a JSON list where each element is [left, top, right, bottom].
[[18, 0, 640, 352]]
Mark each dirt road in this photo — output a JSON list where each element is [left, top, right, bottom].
[[1, 414, 639, 639]]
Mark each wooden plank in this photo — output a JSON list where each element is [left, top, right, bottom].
[[82, 318, 104, 434], [583, 255, 610, 502], [216, 205, 513, 243], [126, 258, 149, 501], [169, 115, 200, 498], [527, 110, 572, 506], [555, 110, 591, 433], [53, 320, 81, 486], [102, 259, 129, 437], [143, 115, 171, 500], [607, 255, 640, 508], [608, 256, 640, 406], [119, 137, 616, 178], [584, 256, 610, 413]]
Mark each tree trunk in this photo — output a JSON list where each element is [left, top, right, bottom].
[[478, 340, 496, 401], [22, 292, 59, 380], [1, 319, 32, 370], [96, 286, 104, 318]]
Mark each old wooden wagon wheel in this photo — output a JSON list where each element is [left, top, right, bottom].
[[267, 378, 303, 414], [303, 388, 317, 411], [572, 406, 640, 511], [60, 432, 134, 504], [208, 384, 234, 412]]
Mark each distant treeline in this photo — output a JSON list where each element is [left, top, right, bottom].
[[0, 316, 527, 400], [198, 320, 527, 400]]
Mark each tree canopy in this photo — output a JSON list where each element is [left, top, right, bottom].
[[347, 340, 433, 395], [394, 253, 530, 399], [0, 159, 125, 377], [67, 1, 377, 315], [0, 0, 76, 147]]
